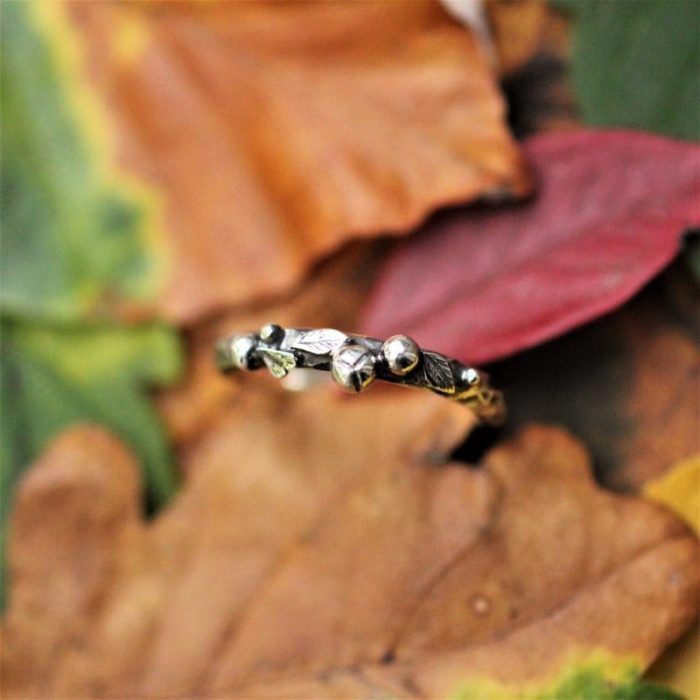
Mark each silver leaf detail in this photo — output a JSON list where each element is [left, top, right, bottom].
[[260, 348, 297, 378], [421, 351, 455, 394], [291, 328, 348, 355]]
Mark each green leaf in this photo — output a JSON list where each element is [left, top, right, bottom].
[[1, 321, 181, 509], [0, 320, 182, 601], [0, 1, 181, 607], [450, 655, 685, 700], [0, 0, 178, 492], [0, 0, 166, 321], [558, 0, 700, 141], [539, 668, 682, 700]]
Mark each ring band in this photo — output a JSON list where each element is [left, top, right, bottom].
[[216, 324, 506, 425]]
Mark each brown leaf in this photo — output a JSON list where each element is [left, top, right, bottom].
[[3, 389, 698, 698], [65, 0, 531, 323], [492, 264, 700, 489], [487, 0, 577, 137], [486, 0, 551, 76]]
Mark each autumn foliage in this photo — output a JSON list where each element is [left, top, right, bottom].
[[1, 1, 699, 699]]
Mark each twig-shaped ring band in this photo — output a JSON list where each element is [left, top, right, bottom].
[[216, 324, 505, 425]]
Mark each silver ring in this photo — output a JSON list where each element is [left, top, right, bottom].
[[216, 324, 506, 425]]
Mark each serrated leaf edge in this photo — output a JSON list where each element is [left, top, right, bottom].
[[260, 348, 297, 378], [421, 351, 455, 394]]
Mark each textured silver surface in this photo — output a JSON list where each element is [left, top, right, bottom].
[[330, 344, 377, 393], [216, 325, 506, 425]]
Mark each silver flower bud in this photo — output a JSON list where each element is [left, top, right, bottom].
[[331, 344, 376, 393]]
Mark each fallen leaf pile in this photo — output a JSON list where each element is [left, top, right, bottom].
[[2, 1, 700, 698], [3, 387, 698, 698]]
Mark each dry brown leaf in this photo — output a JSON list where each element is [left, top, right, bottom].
[[486, 0, 550, 75], [494, 268, 700, 490], [3, 386, 698, 698], [485, 0, 578, 137], [486, 0, 573, 75], [622, 329, 699, 486], [64, 0, 531, 323]]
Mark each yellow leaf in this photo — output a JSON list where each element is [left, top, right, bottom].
[[644, 455, 700, 700], [645, 455, 700, 534]]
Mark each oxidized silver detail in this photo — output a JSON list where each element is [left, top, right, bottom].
[[215, 325, 506, 425], [419, 351, 455, 394], [260, 323, 285, 344]]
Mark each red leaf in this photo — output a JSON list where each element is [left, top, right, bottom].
[[363, 130, 700, 364]]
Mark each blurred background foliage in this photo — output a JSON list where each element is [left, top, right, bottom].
[[559, 0, 700, 140], [1, 0, 698, 598], [1, 1, 181, 601], [0, 2, 698, 695]]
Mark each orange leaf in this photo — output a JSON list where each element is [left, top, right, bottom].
[[63, 1, 531, 322], [2, 389, 697, 698]]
